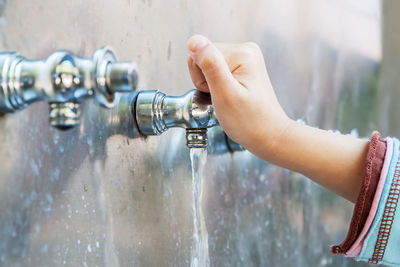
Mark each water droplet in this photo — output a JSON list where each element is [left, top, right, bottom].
[[41, 244, 48, 253], [86, 136, 93, 146], [46, 193, 53, 204], [350, 128, 359, 138], [53, 134, 59, 144]]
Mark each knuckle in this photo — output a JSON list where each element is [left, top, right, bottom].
[[187, 56, 193, 65], [244, 41, 261, 53], [194, 79, 202, 88], [200, 56, 218, 72], [194, 80, 207, 90], [239, 42, 261, 58]]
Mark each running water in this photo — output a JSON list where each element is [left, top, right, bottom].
[[190, 148, 210, 267]]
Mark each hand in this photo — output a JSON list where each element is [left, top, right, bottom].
[[187, 35, 369, 202], [187, 35, 291, 156]]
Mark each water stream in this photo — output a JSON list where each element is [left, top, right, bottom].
[[190, 148, 210, 267]]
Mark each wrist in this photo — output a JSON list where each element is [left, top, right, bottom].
[[248, 115, 296, 161], [265, 117, 298, 157]]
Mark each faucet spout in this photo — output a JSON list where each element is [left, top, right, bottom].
[[186, 128, 208, 149]]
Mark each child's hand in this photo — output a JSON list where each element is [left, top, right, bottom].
[[187, 35, 291, 155], [187, 35, 369, 202]]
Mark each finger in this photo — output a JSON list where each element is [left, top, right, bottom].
[[187, 35, 244, 100], [187, 56, 210, 93]]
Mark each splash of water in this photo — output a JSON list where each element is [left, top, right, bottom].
[[190, 148, 210, 267]]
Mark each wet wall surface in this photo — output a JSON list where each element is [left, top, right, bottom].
[[0, 0, 382, 266]]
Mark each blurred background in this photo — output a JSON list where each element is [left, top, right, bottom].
[[0, 0, 396, 266]]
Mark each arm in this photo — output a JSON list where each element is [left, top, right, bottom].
[[187, 35, 369, 202], [267, 122, 369, 202]]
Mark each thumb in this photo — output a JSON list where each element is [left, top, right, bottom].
[[188, 35, 239, 98]]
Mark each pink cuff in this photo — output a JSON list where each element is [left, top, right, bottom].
[[346, 137, 393, 256], [331, 131, 387, 254]]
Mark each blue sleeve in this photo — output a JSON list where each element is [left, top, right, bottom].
[[357, 137, 400, 266]]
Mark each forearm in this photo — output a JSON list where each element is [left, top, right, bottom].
[[255, 120, 370, 202]]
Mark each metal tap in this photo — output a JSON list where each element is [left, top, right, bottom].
[[0, 47, 138, 129], [103, 91, 242, 153], [134, 89, 243, 151]]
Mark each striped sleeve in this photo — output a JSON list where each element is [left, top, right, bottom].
[[356, 137, 400, 265], [329, 133, 400, 266]]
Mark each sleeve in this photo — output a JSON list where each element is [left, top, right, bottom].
[[331, 132, 400, 266], [331, 131, 387, 255]]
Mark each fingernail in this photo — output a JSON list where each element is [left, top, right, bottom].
[[188, 35, 209, 53]]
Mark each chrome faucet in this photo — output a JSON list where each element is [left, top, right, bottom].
[[0, 47, 138, 129], [106, 92, 242, 153], [135, 89, 216, 148], [133, 89, 243, 151]]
